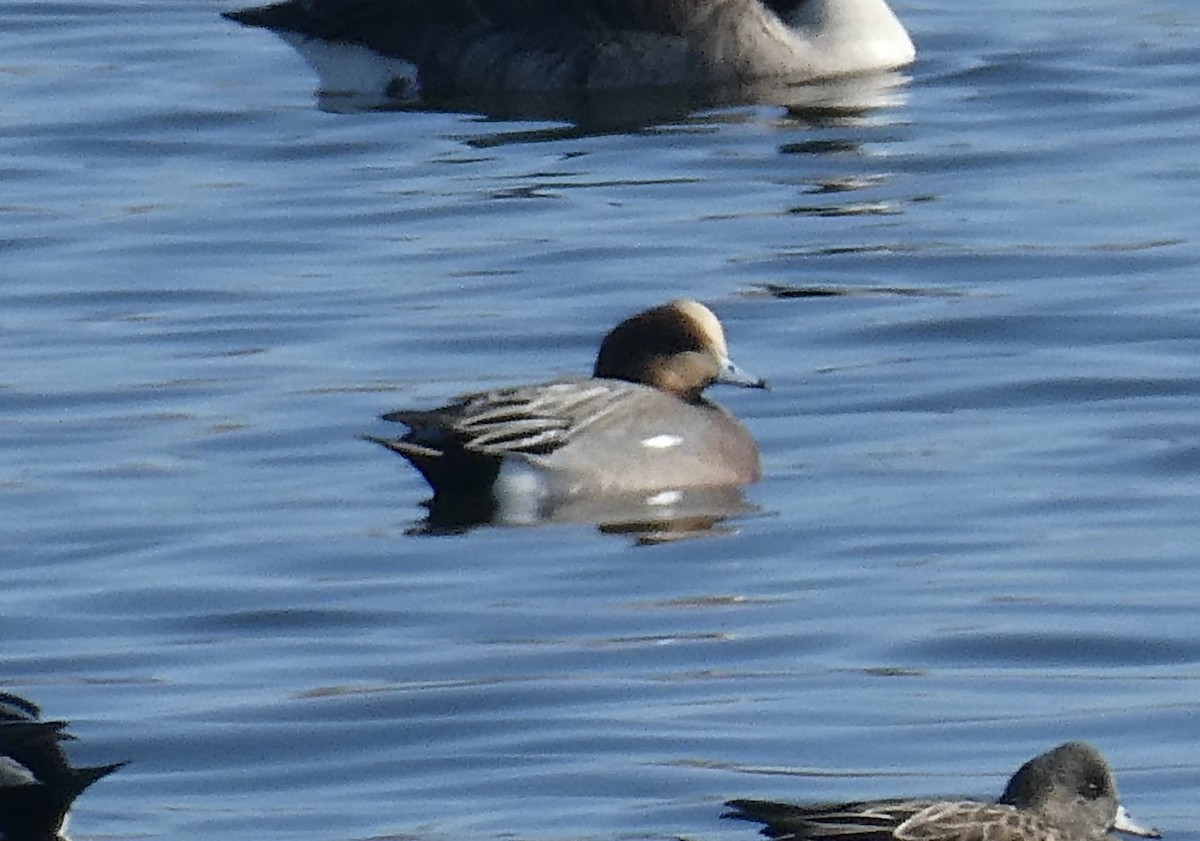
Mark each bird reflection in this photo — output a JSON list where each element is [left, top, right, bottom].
[[407, 484, 758, 543]]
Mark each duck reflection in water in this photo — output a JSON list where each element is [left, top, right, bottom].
[[367, 300, 767, 539], [0, 693, 124, 841]]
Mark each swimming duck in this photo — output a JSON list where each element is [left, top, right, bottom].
[[0, 692, 124, 841], [367, 299, 766, 518], [222, 0, 915, 94], [725, 742, 1160, 841]]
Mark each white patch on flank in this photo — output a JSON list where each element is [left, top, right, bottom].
[[642, 433, 683, 450], [280, 34, 421, 100], [0, 756, 37, 785], [645, 490, 683, 507], [492, 460, 549, 525]]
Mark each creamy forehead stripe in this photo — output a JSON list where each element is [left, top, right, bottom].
[[642, 434, 683, 449], [672, 299, 728, 356]]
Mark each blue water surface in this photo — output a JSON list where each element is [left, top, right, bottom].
[[2, 1, 1199, 839]]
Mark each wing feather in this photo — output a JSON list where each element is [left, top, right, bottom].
[[724, 799, 1050, 841], [382, 379, 650, 458]]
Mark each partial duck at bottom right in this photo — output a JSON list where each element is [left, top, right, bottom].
[[725, 742, 1160, 841]]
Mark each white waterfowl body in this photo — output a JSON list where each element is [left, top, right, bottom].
[[222, 0, 915, 94]]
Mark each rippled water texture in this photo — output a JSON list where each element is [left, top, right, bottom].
[[3, 1, 1200, 839]]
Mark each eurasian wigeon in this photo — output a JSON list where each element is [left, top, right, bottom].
[[725, 742, 1160, 841], [367, 299, 766, 519]]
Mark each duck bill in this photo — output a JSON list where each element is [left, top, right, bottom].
[[717, 356, 768, 390], [1112, 805, 1161, 839]]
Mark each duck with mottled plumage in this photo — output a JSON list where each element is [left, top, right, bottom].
[[725, 742, 1161, 841]]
